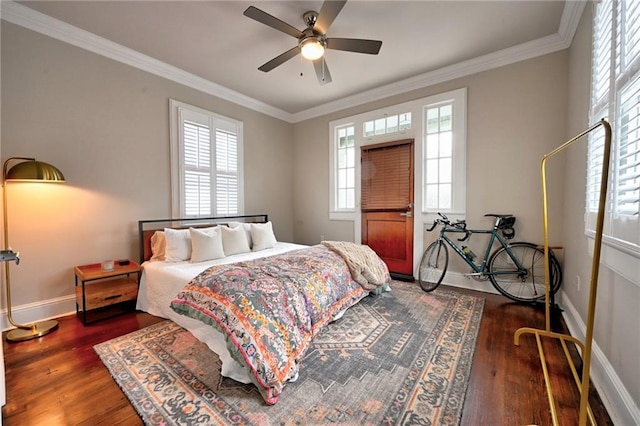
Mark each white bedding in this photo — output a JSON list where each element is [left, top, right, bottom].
[[136, 241, 307, 383]]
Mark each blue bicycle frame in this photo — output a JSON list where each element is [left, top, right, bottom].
[[438, 225, 528, 277]]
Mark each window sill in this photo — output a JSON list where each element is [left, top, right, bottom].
[[585, 230, 640, 287], [329, 211, 356, 221]]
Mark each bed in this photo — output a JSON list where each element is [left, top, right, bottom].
[[136, 214, 391, 405]]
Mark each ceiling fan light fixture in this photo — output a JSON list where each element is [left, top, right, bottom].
[[301, 38, 325, 60]]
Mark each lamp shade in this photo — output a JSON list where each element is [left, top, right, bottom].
[[5, 160, 65, 182]]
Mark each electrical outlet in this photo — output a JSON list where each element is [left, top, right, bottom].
[[576, 275, 581, 292], [320, 234, 325, 242]]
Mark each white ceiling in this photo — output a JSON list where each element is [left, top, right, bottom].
[[6, 1, 581, 121]]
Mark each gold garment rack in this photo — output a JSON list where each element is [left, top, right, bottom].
[[514, 119, 612, 426]]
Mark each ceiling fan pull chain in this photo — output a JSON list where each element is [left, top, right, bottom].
[[322, 57, 326, 81]]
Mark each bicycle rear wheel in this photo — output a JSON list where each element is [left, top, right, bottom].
[[548, 249, 563, 293], [418, 240, 448, 292], [488, 242, 560, 303]]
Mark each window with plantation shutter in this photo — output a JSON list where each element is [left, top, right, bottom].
[[170, 100, 244, 218], [587, 0, 640, 252], [183, 120, 212, 216], [215, 129, 239, 215], [361, 141, 412, 211]]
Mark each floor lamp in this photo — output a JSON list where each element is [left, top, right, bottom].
[[3, 157, 65, 342]]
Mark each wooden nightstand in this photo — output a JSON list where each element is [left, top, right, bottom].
[[74, 260, 140, 325]]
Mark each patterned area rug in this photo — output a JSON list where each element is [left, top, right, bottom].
[[94, 282, 484, 425]]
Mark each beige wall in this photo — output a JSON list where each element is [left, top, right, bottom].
[[292, 52, 569, 269], [564, 6, 640, 418], [1, 22, 294, 316]]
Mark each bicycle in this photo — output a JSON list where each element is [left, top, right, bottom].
[[418, 213, 562, 303]]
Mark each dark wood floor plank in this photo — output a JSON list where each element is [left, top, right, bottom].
[[2, 286, 612, 425]]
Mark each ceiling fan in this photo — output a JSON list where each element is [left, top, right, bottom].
[[243, 1, 383, 85]]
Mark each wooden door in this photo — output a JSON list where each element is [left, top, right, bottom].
[[361, 139, 414, 280]]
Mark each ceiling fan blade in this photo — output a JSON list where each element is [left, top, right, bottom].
[[313, 58, 332, 85], [258, 46, 301, 72], [315, 1, 347, 34], [243, 6, 304, 39], [326, 38, 382, 54]]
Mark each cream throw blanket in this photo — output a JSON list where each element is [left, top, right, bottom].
[[321, 241, 390, 291]]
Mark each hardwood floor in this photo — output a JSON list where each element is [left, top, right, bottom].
[[2, 286, 613, 425]]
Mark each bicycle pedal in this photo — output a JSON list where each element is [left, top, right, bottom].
[[463, 272, 484, 277]]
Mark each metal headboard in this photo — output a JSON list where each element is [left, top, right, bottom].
[[137, 214, 268, 264]]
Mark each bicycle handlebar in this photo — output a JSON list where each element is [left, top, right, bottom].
[[426, 213, 469, 240], [426, 221, 439, 232]]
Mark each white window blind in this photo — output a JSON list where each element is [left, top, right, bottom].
[[170, 100, 243, 218], [215, 129, 239, 216], [588, 0, 640, 248], [183, 120, 212, 216]]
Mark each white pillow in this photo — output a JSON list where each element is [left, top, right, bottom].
[[221, 225, 251, 256], [163, 228, 192, 262], [189, 227, 225, 263], [227, 221, 253, 248], [149, 231, 166, 261], [251, 221, 277, 251]]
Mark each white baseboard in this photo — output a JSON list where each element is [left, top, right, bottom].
[[560, 292, 640, 425], [440, 270, 502, 295], [1, 295, 76, 332]]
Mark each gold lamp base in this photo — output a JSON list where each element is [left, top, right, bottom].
[[6, 319, 58, 342]]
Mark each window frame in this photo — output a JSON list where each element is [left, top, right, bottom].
[[334, 124, 357, 213], [421, 91, 467, 216], [169, 99, 244, 218]]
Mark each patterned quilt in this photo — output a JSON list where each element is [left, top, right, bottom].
[[170, 245, 373, 404]]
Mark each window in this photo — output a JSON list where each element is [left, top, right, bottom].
[[588, 0, 640, 251], [424, 104, 453, 211], [363, 113, 412, 137], [329, 88, 466, 223], [170, 100, 243, 218], [336, 125, 356, 210], [422, 90, 466, 215], [361, 142, 413, 210]]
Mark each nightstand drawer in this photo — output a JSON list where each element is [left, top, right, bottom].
[[76, 276, 138, 310]]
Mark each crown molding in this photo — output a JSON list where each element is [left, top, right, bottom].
[[1, 0, 587, 124], [0, 1, 295, 123], [291, 0, 587, 123], [558, 0, 588, 42]]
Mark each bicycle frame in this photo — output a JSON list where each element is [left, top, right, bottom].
[[437, 225, 528, 277]]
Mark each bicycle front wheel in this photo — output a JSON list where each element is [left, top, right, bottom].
[[488, 242, 553, 303], [418, 240, 448, 292]]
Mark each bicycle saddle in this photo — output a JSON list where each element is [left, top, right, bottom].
[[484, 213, 514, 218]]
